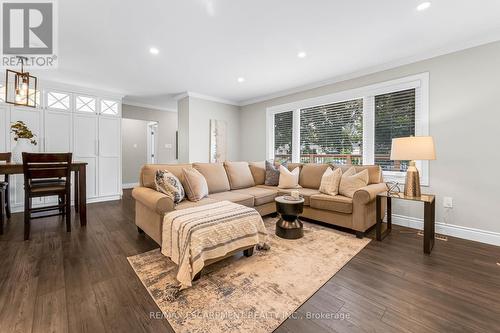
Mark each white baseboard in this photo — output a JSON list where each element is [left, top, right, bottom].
[[10, 195, 121, 213], [122, 182, 139, 189], [392, 214, 500, 246]]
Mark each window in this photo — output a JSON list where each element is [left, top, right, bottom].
[[267, 73, 429, 184], [375, 89, 415, 172], [100, 99, 119, 115], [0, 84, 5, 102], [76, 95, 96, 113], [300, 99, 363, 164], [274, 111, 293, 162], [47, 91, 70, 110]]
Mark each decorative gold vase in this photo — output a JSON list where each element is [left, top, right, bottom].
[[404, 160, 421, 197]]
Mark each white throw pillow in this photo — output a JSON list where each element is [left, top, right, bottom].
[[278, 166, 301, 189], [338, 167, 369, 198], [319, 167, 342, 196]]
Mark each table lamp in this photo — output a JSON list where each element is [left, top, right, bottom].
[[390, 136, 436, 197]]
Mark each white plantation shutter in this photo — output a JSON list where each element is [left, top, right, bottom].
[[274, 111, 293, 162], [374, 88, 416, 171], [300, 99, 363, 164]]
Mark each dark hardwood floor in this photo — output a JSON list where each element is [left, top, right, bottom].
[[1, 190, 499, 332]]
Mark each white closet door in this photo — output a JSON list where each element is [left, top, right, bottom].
[[73, 113, 98, 199], [10, 107, 43, 207], [45, 110, 72, 152], [0, 105, 8, 152], [98, 116, 121, 197]]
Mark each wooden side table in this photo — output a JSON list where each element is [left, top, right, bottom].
[[376, 192, 436, 255]]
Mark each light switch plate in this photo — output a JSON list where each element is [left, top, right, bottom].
[[443, 197, 453, 208]]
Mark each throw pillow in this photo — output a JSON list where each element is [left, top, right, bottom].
[[182, 168, 209, 201], [278, 166, 301, 189], [338, 167, 369, 198], [155, 170, 185, 204], [319, 167, 342, 196], [265, 160, 287, 186]]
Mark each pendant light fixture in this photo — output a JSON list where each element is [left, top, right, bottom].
[[5, 56, 38, 108]]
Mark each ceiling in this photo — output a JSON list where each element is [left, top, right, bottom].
[[31, 0, 500, 109]]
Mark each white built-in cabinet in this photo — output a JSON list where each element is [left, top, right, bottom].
[[0, 87, 122, 212]]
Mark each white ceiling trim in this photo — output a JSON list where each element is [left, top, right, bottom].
[[173, 91, 240, 106], [122, 100, 177, 113], [239, 32, 500, 106]]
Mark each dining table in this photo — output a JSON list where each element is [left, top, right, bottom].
[[0, 161, 88, 226]]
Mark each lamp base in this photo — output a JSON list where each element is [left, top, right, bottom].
[[404, 161, 421, 197]]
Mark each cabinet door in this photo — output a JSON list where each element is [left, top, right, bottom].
[[73, 113, 98, 199], [45, 110, 72, 152], [98, 117, 121, 196], [10, 107, 43, 207], [0, 105, 8, 152]]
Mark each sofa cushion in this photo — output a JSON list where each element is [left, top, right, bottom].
[[299, 164, 330, 189], [183, 168, 209, 201], [175, 197, 217, 210], [334, 164, 382, 185], [310, 194, 353, 214], [233, 186, 278, 206], [248, 161, 266, 185], [193, 163, 231, 194], [274, 187, 321, 206], [339, 167, 369, 198], [224, 161, 255, 190], [140, 163, 192, 189], [207, 191, 254, 207]]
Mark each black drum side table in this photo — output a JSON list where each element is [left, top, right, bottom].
[[275, 196, 304, 239]]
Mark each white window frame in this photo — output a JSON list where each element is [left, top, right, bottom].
[[266, 72, 430, 186]]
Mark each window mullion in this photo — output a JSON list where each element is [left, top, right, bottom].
[[363, 96, 375, 165], [292, 109, 300, 163]]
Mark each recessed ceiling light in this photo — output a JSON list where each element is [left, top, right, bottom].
[[149, 47, 159, 55], [237, 77, 245, 83], [297, 51, 307, 59], [416, 2, 431, 11]]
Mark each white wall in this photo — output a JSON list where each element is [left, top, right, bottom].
[[239, 41, 500, 239], [121, 118, 148, 185], [178, 96, 241, 162], [122, 104, 178, 164]]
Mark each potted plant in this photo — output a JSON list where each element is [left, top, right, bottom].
[[11, 121, 37, 163]]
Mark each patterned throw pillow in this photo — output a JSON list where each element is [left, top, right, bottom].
[[319, 167, 342, 196], [265, 160, 287, 186], [155, 170, 185, 204]]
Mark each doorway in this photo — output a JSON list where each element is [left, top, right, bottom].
[[147, 121, 159, 163]]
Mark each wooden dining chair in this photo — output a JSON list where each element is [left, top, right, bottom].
[[0, 182, 5, 235], [0, 152, 11, 220], [22, 153, 72, 240]]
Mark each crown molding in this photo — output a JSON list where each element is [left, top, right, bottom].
[[173, 91, 240, 106], [122, 100, 177, 113], [239, 32, 500, 106]]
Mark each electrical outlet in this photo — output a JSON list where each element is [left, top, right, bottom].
[[443, 197, 453, 208]]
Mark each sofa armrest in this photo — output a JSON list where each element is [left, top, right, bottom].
[[353, 183, 386, 205], [132, 186, 174, 214]]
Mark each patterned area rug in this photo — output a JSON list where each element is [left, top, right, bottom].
[[127, 217, 370, 333]]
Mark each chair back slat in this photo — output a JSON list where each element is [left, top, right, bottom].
[[0, 152, 11, 183], [22, 153, 72, 186], [0, 152, 11, 162]]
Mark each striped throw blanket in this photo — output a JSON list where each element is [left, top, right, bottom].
[[162, 201, 269, 290]]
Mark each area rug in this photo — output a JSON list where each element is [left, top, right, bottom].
[[127, 217, 370, 333]]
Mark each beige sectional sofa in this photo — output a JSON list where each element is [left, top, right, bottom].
[[132, 162, 386, 245]]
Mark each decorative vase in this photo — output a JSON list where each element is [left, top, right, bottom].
[[12, 138, 34, 163]]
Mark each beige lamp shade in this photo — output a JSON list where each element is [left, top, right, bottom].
[[390, 136, 436, 161]]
